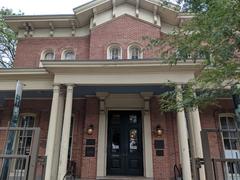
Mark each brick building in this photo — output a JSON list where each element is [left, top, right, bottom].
[[0, 0, 239, 180]]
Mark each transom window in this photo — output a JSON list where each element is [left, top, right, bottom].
[[128, 45, 142, 60], [63, 50, 75, 60], [108, 45, 122, 60]]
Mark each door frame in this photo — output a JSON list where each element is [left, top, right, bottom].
[[106, 110, 144, 176], [96, 93, 154, 178]]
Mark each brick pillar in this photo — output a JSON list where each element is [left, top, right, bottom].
[[81, 97, 99, 179]]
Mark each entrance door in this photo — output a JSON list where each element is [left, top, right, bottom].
[[107, 111, 143, 176]]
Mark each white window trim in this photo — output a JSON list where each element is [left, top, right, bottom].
[[61, 49, 76, 60], [127, 44, 143, 60], [41, 49, 55, 60], [107, 44, 122, 60]]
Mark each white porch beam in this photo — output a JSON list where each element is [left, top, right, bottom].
[[141, 92, 154, 178], [189, 108, 206, 180], [58, 84, 74, 180], [96, 92, 109, 177], [45, 85, 61, 180], [176, 85, 192, 180], [51, 89, 65, 180]]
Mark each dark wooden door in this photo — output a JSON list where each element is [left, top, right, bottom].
[[107, 111, 143, 176]]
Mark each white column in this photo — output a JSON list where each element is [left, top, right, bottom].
[[58, 85, 74, 180], [51, 90, 65, 180], [45, 85, 61, 180], [189, 108, 206, 180], [176, 85, 192, 180], [96, 93, 108, 177], [141, 92, 153, 178]]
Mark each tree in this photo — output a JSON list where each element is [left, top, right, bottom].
[[0, 7, 23, 68], [146, 0, 240, 112]]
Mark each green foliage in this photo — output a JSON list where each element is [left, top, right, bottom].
[[150, 0, 240, 111], [0, 7, 23, 68]]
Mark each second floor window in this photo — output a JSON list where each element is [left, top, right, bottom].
[[63, 50, 75, 60], [128, 45, 142, 60], [43, 50, 55, 60], [108, 45, 121, 60]]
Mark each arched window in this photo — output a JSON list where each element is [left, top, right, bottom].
[[62, 50, 75, 60], [42, 50, 55, 60], [128, 45, 142, 60], [108, 45, 122, 60]]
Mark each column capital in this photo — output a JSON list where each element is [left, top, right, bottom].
[[53, 84, 60, 93], [140, 92, 153, 100], [66, 84, 74, 93], [96, 92, 109, 100]]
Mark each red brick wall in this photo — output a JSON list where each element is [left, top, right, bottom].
[[150, 97, 180, 180], [14, 36, 90, 68], [89, 15, 161, 60], [71, 99, 86, 177], [80, 97, 99, 179], [0, 97, 236, 179], [13, 15, 163, 68]]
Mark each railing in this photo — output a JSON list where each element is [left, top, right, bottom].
[[0, 127, 45, 180], [195, 128, 240, 180]]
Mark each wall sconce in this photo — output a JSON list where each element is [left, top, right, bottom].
[[87, 125, 94, 135], [156, 125, 163, 137]]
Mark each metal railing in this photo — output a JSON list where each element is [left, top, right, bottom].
[[0, 127, 45, 180]]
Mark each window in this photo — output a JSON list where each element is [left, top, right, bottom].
[[108, 45, 122, 60], [219, 114, 240, 178], [220, 114, 239, 150], [42, 50, 55, 60], [15, 114, 35, 170], [62, 50, 75, 60], [128, 45, 142, 60]]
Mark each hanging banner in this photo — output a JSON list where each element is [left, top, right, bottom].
[[10, 80, 23, 126], [0, 80, 23, 180]]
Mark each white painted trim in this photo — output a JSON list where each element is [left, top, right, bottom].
[[107, 44, 122, 60], [61, 49, 76, 60], [96, 93, 153, 178], [40, 49, 56, 60], [127, 43, 143, 60]]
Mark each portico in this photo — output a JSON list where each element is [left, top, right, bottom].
[[0, 60, 205, 180], [41, 59, 202, 179]]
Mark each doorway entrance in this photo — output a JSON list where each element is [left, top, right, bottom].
[[107, 111, 143, 176]]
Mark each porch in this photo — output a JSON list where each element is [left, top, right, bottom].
[[0, 60, 238, 180]]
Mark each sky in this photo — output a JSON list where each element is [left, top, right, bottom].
[[0, 0, 93, 15], [0, 0, 177, 15]]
